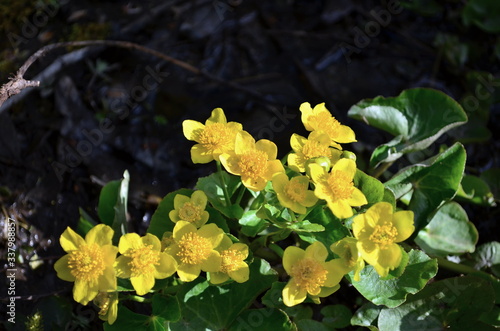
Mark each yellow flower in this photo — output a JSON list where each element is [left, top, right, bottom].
[[299, 102, 356, 145], [169, 190, 209, 228], [183, 108, 243, 163], [209, 235, 249, 284], [220, 131, 285, 191], [288, 131, 342, 173], [272, 173, 318, 214], [309, 158, 367, 219], [330, 237, 365, 282], [352, 202, 414, 278], [94, 291, 118, 325], [165, 221, 224, 282], [54, 224, 118, 305], [115, 233, 177, 295], [282, 241, 345, 307]]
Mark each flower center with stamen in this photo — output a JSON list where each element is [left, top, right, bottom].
[[198, 123, 233, 152], [177, 232, 212, 265], [220, 249, 245, 273], [179, 202, 203, 223], [284, 180, 306, 202], [369, 223, 398, 249], [125, 245, 160, 277], [94, 292, 111, 316], [326, 170, 354, 201], [68, 244, 105, 282], [308, 112, 341, 139], [238, 150, 267, 179], [290, 258, 328, 294], [301, 140, 330, 160]]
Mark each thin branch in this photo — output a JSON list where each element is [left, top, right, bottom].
[[0, 40, 273, 109]]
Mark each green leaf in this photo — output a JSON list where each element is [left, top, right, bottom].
[[289, 220, 325, 233], [239, 210, 268, 237], [377, 276, 496, 331], [349, 250, 438, 308], [298, 205, 350, 249], [385, 143, 466, 232], [415, 202, 478, 257], [354, 169, 385, 204], [295, 319, 330, 331], [262, 281, 287, 309], [228, 308, 295, 331], [76, 208, 97, 237], [472, 242, 500, 272], [196, 171, 243, 219], [456, 175, 496, 206], [348, 88, 467, 167], [481, 168, 500, 200], [147, 188, 193, 239], [170, 258, 278, 330], [98, 180, 121, 225], [321, 304, 352, 329], [104, 305, 167, 331], [152, 294, 181, 322], [462, 0, 500, 33], [351, 302, 382, 327]]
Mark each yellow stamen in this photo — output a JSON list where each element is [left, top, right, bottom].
[[301, 140, 330, 160], [198, 123, 233, 152], [369, 224, 398, 248], [238, 150, 267, 178], [178, 202, 203, 223], [308, 112, 341, 137], [290, 258, 328, 294], [220, 249, 245, 273], [124, 245, 160, 277], [326, 170, 354, 200], [284, 180, 306, 202], [177, 232, 212, 265], [68, 244, 105, 281], [94, 292, 111, 316]]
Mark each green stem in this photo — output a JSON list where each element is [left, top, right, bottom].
[[216, 161, 232, 207], [436, 257, 494, 278], [122, 295, 150, 303], [268, 243, 284, 258], [371, 161, 393, 179], [235, 184, 246, 205]]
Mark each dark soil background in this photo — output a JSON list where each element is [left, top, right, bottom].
[[0, 0, 499, 329]]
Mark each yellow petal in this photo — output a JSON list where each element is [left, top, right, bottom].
[[131, 273, 155, 295], [308, 163, 326, 183], [272, 173, 289, 193], [308, 131, 331, 145], [197, 223, 224, 247], [234, 131, 255, 154], [155, 253, 177, 279], [115, 256, 132, 278], [73, 279, 95, 305], [357, 240, 379, 267], [332, 158, 356, 179], [304, 241, 328, 262], [352, 213, 371, 240], [283, 281, 307, 307], [173, 221, 197, 241], [54, 255, 76, 281], [217, 234, 233, 251], [229, 264, 250, 283], [323, 259, 346, 287], [219, 153, 241, 176], [98, 266, 117, 291], [191, 145, 214, 164], [263, 160, 285, 180], [209, 271, 230, 284], [169, 210, 180, 223], [283, 246, 305, 274], [177, 263, 202, 282], [142, 233, 161, 252], [200, 250, 222, 272], [118, 233, 142, 254], [335, 125, 357, 143], [85, 224, 113, 246], [255, 139, 278, 160], [191, 190, 208, 208], [101, 244, 119, 267], [328, 200, 353, 219], [290, 133, 306, 152], [287, 153, 303, 172], [393, 210, 415, 242], [195, 211, 210, 228], [348, 187, 368, 207], [242, 175, 267, 192], [365, 202, 393, 227], [316, 284, 340, 298], [206, 108, 227, 125], [299, 102, 314, 131], [174, 194, 190, 210], [182, 120, 204, 141], [231, 243, 249, 258], [302, 191, 318, 207], [60, 227, 85, 252], [377, 244, 403, 271]]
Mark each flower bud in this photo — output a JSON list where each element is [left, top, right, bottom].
[[341, 150, 356, 161], [305, 156, 331, 176]]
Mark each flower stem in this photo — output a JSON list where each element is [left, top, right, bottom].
[[235, 184, 246, 205], [436, 257, 494, 278], [217, 161, 232, 207]]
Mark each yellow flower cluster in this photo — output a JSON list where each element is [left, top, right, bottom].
[[54, 190, 250, 324]]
